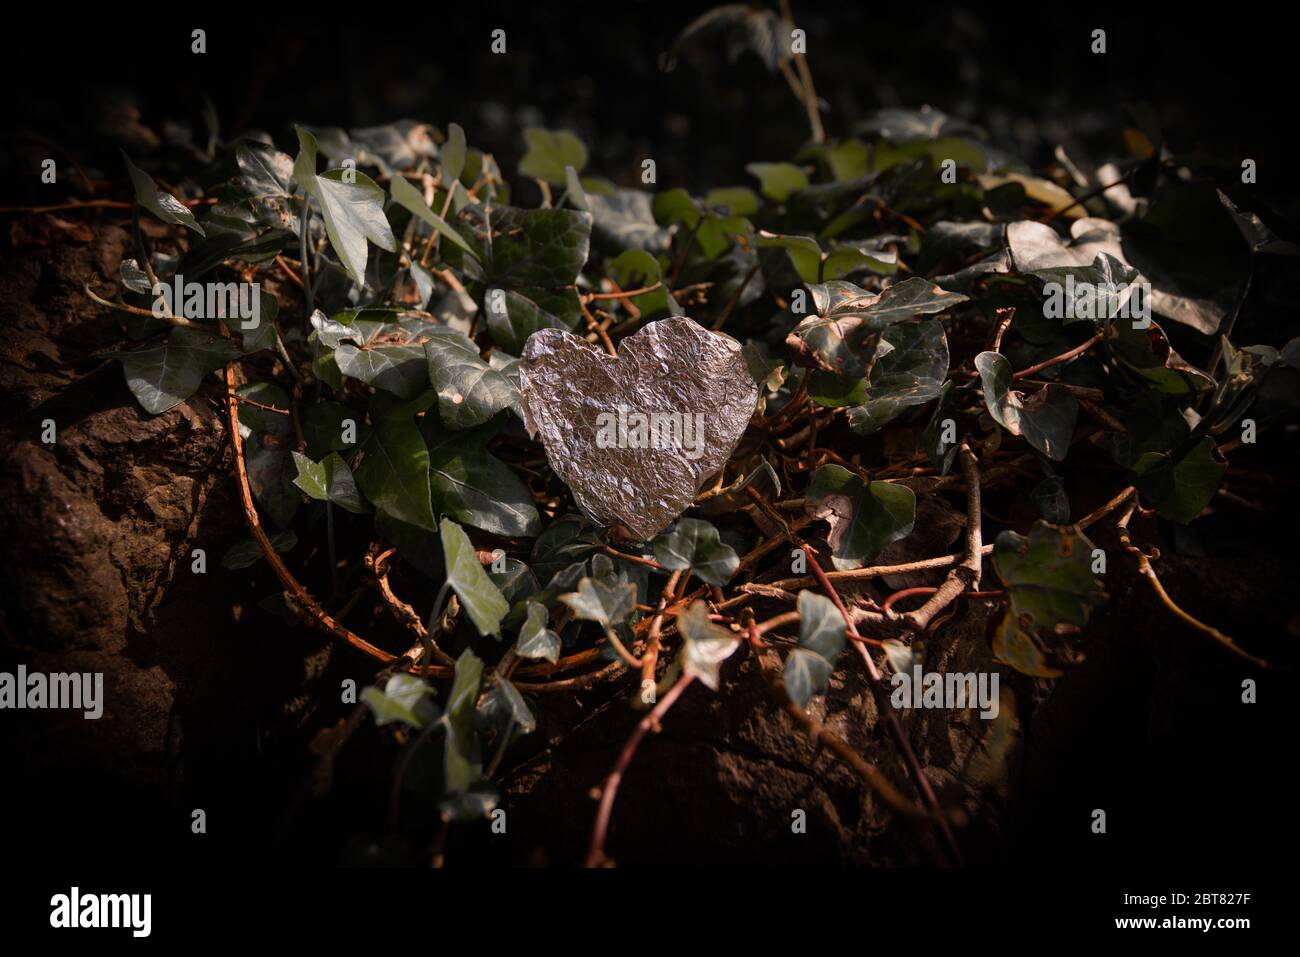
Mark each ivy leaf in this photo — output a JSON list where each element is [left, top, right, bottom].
[[1109, 318, 1216, 398], [361, 673, 440, 729], [922, 380, 960, 476], [783, 591, 846, 707], [486, 287, 584, 356], [463, 205, 590, 285], [110, 327, 240, 415], [805, 464, 916, 570], [677, 601, 739, 691], [354, 392, 436, 531], [1131, 436, 1226, 524], [651, 518, 740, 585], [846, 318, 949, 434], [518, 127, 588, 185], [441, 122, 468, 183], [587, 188, 671, 254], [389, 173, 479, 261], [530, 520, 602, 583], [1028, 252, 1142, 325], [991, 613, 1063, 679], [993, 522, 1103, 635], [424, 414, 541, 537], [438, 519, 510, 638], [423, 330, 518, 429], [560, 576, 636, 628], [788, 277, 966, 376], [220, 528, 297, 570], [609, 249, 678, 317], [302, 399, 366, 457], [290, 451, 368, 514], [123, 152, 205, 235], [120, 258, 152, 294], [975, 351, 1078, 461], [441, 648, 497, 819], [486, 676, 536, 735], [490, 557, 539, 606], [704, 186, 761, 216], [991, 522, 1105, 678], [746, 161, 808, 202], [292, 125, 397, 287], [214, 140, 299, 233], [759, 232, 897, 286], [334, 343, 429, 399], [515, 601, 561, 663]]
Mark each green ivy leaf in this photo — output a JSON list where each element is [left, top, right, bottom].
[[759, 232, 897, 285], [993, 522, 1103, 634], [362, 673, 440, 729], [991, 522, 1106, 677], [441, 518, 510, 637], [805, 464, 915, 570], [487, 676, 535, 735], [389, 173, 479, 260], [652, 518, 740, 585], [292, 125, 397, 287], [788, 277, 966, 376], [424, 414, 541, 537], [334, 343, 429, 400], [745, 161, 808, 202], [587, 188, 671, 254], [354, 392, 436, 531], [1131, 436, 1226, 524], [441, 122, 468, 183], [783, 591, 846, 706], [677, 601, 739, 691], [515, 601, 561, 663], [518, 127, 588, 185], [441, 648, 497, 819], [423, 330, 518, 429], [975, 351, 1078, 461], [559, 576, 636, 628], [214, 140, 299, 233], [846, 318, 949, 434], [1109, 318, 1216, 398], [123, 152, 205, 235], [110, 327, 241, 415], [290, 451, 368, 514]]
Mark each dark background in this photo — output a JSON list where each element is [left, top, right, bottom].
[[2, 3, 1296, 207], [1, 2, 1296, 876]]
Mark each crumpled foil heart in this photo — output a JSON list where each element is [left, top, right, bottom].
[[518, 316, 759, 541]]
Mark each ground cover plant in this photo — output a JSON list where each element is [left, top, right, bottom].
[[2, 4, 1296, 869]]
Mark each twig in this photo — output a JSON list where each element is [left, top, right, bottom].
[[640, 570, 682, 701], [801, 543, 964, 865], [1116, 502, 1273, 669], [744, 617, 932, 821], [219, 340, 449, 672], [586, 672, 695, 866], [890, 443, 983, 633], [1013, 330, 1104, 379]]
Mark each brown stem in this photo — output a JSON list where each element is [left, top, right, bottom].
[[640, 570, 682, 700], [1013, 330, 1104, 379], [801, 543, 963, 865], [744, 619, 936, 822], [220, 344, 448, 672], [586, 672, 694, 866], [1116, 503, 1273, 669]]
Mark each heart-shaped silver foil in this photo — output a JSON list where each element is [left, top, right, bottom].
[[518, 317, 759, 541]]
